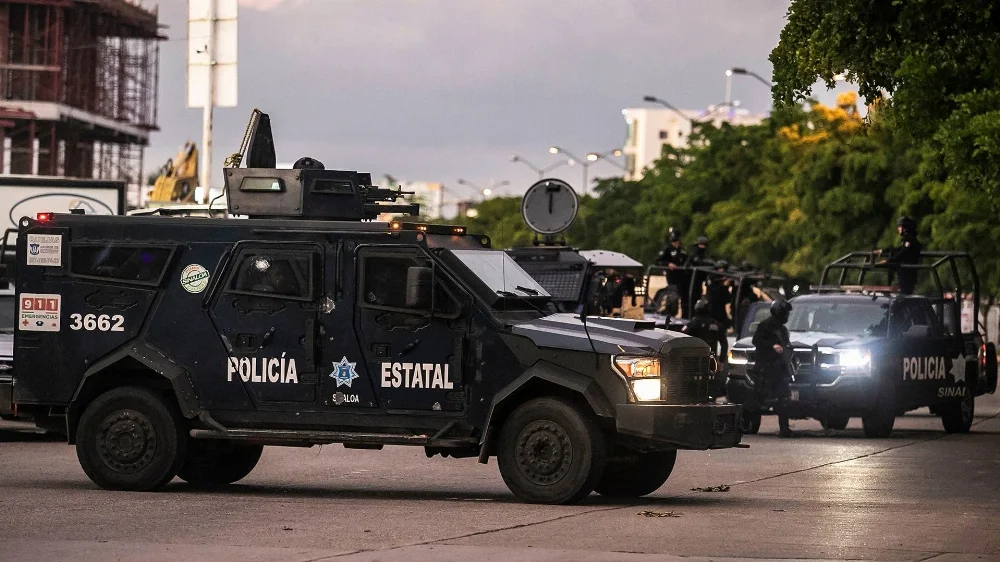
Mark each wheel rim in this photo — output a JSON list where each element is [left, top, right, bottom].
[[515, 420, 573, 486], [96, 409, 157, 474]]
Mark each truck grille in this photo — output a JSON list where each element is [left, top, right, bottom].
[[661, 351, 711, 404], [790, 348, 839, 385]]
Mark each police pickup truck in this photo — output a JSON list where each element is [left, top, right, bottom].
[[10, 111, 741, 504], [726, 252, 997, 436]]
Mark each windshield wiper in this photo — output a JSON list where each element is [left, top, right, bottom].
[[514, 285, 539, 296], [497, 290, 519, 297]]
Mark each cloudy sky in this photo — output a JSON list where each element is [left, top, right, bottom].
[[147, 0, 846, 202]]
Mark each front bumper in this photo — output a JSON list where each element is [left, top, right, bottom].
[[616, 403, 742, 450], [726, 373, 878, 417]]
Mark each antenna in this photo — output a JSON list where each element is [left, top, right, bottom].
[[521, 178, 578, 246]]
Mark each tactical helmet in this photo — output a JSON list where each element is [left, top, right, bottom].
[[897, 216, 916, 232], [771, 299, 792, 323], [694, 298, 711, 315], [696, 236, 709, 246], [669, 228, 682, 242], [715, 259, 729, 270]]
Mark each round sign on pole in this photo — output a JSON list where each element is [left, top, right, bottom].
[[521, 178, 578, 236]]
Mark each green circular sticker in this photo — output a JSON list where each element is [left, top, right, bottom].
[[180, 264, 210, 293]]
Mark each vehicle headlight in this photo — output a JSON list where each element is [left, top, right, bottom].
[[613, 356, 662, 402], [839, 349, 871, 373], [728, 350, 748, 365], [614, 356, 661, 378]]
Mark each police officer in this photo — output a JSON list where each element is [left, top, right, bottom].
[[685, 236, 711, 267], [706, 260, 733, 330], [684, 236, 711, 316], [656, 228, 690, 317], [752, 300, 795, 437], [683, 298, 728, 396], [883, 216, 922, 294]]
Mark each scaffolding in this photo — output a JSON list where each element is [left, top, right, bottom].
[[0, 0, 162, 205]]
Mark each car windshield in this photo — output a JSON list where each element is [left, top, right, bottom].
[[787, 300, 889, 337], [0, 295, 13, 333], [449, 250, 550, 297]]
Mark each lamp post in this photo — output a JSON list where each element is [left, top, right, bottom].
[[457, 178, 509, 201], [642, 95, 695, 124], [586, 149, 626, 171], [509, 154, 572, 179], [548, 146, 593, 194], [726, 67, 773, 106]]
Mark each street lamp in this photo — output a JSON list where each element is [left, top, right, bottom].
[[548, 146, 593, 194], [642, 95, 695, 124], [509, 154, 572, 179], [726, 67, 773, 105], [457, 178, 509, 201], [586, 149, 626, 171]]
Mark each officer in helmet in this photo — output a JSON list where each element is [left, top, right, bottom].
[[655, 228, 690, 317], [683, 298, 728, 396], [881, 216, 922, 294], [684, 236, 712, 316], [706, 259, 733, 330], [752, 299, 795, 437]]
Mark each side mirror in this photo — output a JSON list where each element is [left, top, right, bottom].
[[405, 266, 434, 310], [902, 324, 931, 338]]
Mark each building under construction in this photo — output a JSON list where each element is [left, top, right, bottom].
[[0, 0, 162, 196]]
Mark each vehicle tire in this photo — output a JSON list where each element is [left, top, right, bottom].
[[177, 440, 263, 487], [497, 397, 607, 505], [862, 383, 896, 438], [594, 450, 677, 498], [941, 391, 974, 434], [820, 415, 849, 431], [75, 386, 186, 491], [739, 410, 761, 434]]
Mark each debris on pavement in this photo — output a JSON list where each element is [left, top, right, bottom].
[[637, 510, 682, 518], [691, 484, 731, 492]]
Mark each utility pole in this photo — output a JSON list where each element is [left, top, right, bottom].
[[200, 0, 215, 204]]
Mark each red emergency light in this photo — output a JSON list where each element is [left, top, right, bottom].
[[36, 212, 52, 222]]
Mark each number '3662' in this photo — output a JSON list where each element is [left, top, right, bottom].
[[69, 314, 125, 332]]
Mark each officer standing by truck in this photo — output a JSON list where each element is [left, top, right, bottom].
[[880, 216, 922, 294], [684, 236, 712, 316], [656, 228, 690, 317], [752, 300, 795, 437], [707, 260, 733, 330], [683, 298, 729, 396]]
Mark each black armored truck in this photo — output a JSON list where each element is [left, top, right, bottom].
[[10, 112, 742, 504], [726, 252, 997, 436]]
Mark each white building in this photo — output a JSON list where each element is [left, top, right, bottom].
[[621, 105, 767, 181]]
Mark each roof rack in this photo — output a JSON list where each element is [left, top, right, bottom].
[[817, 250, 980, 331]]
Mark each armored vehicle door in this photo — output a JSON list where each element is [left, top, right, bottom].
[[210, 242, 323, 404], [354, 245, 469, 413], [890, 299, 967, 406]]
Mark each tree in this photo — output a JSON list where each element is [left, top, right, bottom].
[[770, 0, 1000, 197]]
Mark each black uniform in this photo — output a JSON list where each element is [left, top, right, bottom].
[[656, 242, 690, 317], [706, 276, 732, 329], [886, 236, 922, 295], [684, 243, 711, 316], [752, 315, 793, 433]]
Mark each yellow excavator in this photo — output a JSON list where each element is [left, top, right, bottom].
[[149, 142, 198, 203]]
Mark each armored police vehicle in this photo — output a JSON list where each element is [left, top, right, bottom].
[[505, 179, 644, 317], [727, 252, 997, 436], [10, 111, 742, 504]]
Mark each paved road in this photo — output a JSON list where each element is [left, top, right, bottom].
[[1, 395, 998, 562]]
